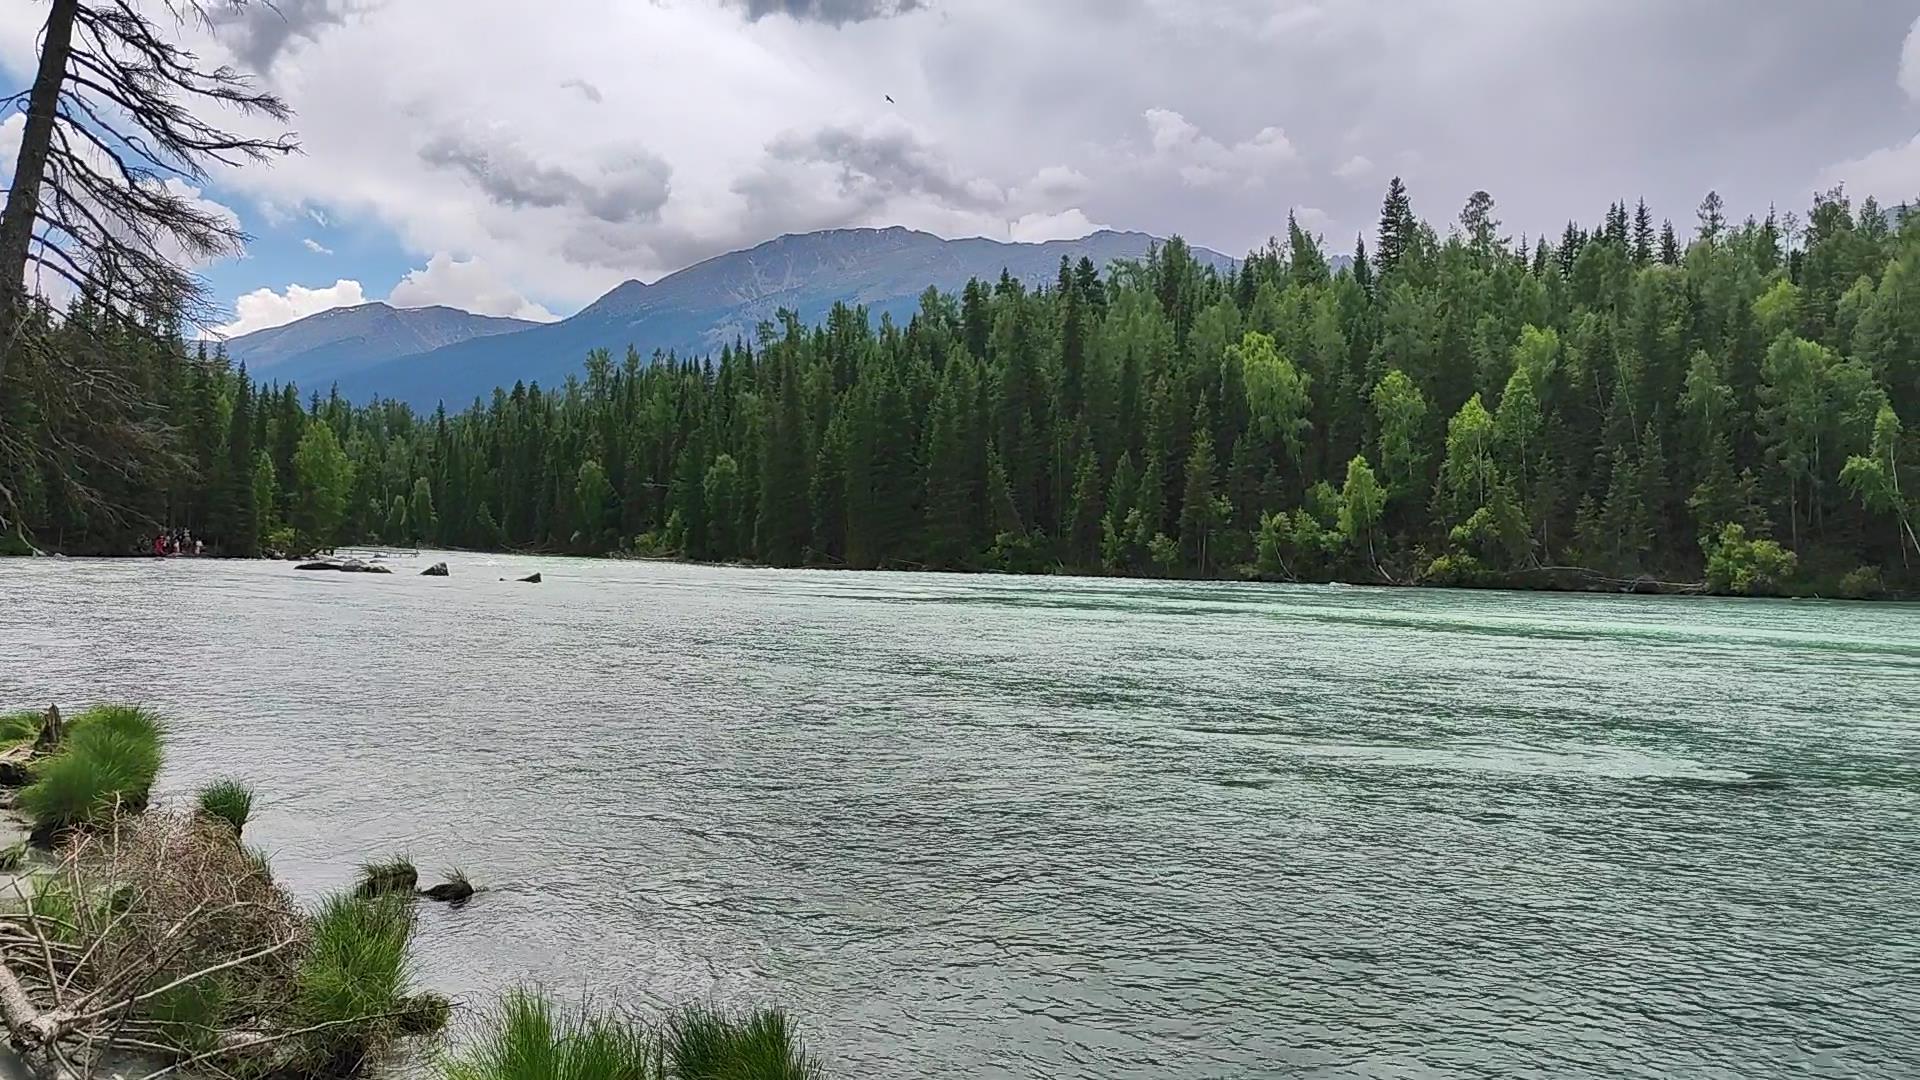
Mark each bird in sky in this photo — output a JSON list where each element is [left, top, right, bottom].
[[885, 94, 895, 103]]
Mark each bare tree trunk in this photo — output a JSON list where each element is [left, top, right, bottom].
[[0, 0, 79, 406]]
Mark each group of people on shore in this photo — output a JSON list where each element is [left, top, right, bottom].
[[150, 529, 204, 557]]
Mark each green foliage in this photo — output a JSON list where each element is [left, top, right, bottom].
[[17, 706, 164, 836], [357, 855, 419, 897], [441, 990, 818, 1080], [296, 894, 416, 1044], [1703, 524, 1799, 596], [1840, 566, 1887, 600], [14, 186, 1912, 595], [1234, 330, 1311, 464], [196, 778, 254, 834], [1338, 455, 1385, 549], [0, 709, 44, 746], [292, 420, 353, 550], [667, 1004, 821, 1080], [1371, 368, 1429, 500], [442, 988, 658, 1080]]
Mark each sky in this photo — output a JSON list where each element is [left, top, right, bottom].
[[3, 0, 1920, 339]]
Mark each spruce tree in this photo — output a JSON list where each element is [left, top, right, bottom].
[[1632, 199, 1655, 267], [1377, 176, 1413, 277]]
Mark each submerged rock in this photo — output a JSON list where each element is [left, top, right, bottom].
[[421, 876, 475, 903], [296, 559, 393, 574], [421, 562, 450, 577], [356, 860, 419, 898]]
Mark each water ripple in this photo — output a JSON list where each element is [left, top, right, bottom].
[[0, 556, 1916, 1078]]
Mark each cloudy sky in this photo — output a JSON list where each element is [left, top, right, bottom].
[[3, 0, 1919, 337]]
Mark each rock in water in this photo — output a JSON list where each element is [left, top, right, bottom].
[[421, 877, 475, 903], [421, 562, 449, 577], [519, 572, 542, 583], [295, 561, 339, 571]]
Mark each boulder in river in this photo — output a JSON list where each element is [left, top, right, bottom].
[[421, 562, 450, 577], [297, 559, 393, 574], [518, 572, 542, 583], [421, 871, 475, 904]]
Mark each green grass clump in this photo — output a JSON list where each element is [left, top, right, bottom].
[[667, 1004, 820, 1080], [356, 854, 419, 897], [16, 709, 164, 838], [442, 992, 820, 1080], [293, 893, 417, 1064], [0, 842, 25, 872], [196, 778, 255, 835], [146, 977, 231, 1057], [0, 709, 43, 747], [66, 704, 162, 743], [443, 989, 658, 1080]]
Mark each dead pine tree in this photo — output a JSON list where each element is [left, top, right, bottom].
[[0, 0, 295, 532]]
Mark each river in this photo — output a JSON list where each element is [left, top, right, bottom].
[[0, 554, 1915, 1078]]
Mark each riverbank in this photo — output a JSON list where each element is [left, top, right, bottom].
[[0, 703, 824, 1080], [8, 540, 1909, 601]]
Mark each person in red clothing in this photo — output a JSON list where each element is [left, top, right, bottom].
[[152, 534, 166, 557]]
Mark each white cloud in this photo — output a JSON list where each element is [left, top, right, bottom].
[[1009, 208, 1102, 243], [388, 253, 558, 321], [302, 237, 334, 255], [1333, 154, 1373, 182], [1292, 206, 1332, 235], [1136, 108, 1298, 189], [1815, 18, 1920, 204], [1016, 164, 1091, 203], [1816, 134, 1920, 204], [1902, 16, 1920, 101], [208, 279, 369, 338], [0, 114, 21, 172], [0, 0, 1904, 317]]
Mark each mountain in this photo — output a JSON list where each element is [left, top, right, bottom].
[[303, 228, 1235, 407], [221, 302, 538, 387]]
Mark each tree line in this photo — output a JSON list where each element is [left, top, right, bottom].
[[4, 181, 1916, 597]]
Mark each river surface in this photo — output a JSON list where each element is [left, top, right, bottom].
[[1, 554, 1916, 1078]]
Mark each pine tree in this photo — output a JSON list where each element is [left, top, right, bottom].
[[1287, 211, 1329, 286], [1066, 440, 1104, 568], [1351, 234, 1373, 296], [222, 370, 258, 556], [1377, 176, 1413, 277], [755, 352, 811, 565], [1631, 199, 1655, 267], [1178, 401, 1223, 572]]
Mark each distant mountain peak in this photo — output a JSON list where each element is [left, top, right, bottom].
[[252, 226, 1236, 406], [223, 300, 539, 384]]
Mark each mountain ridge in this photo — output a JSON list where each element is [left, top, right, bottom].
[[232, 227, 1241, 406], [221, 301, 538, 386]]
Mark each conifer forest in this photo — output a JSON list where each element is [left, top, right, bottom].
[[5, 183, 1916, 598]]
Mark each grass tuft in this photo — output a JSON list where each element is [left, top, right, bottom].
[[196, 778, 255, 835], [16, 712, 164, 838], [67, 705, 162, 743], [293, 893, 417, 1066], [356, 854, 420, 898], [442, 988, 658, 1080], [667, 1004, 820, 1080], [0, 709, 43, 747]]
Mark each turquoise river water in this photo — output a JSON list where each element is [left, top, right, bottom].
[[0, 554, 1915, 1078]]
